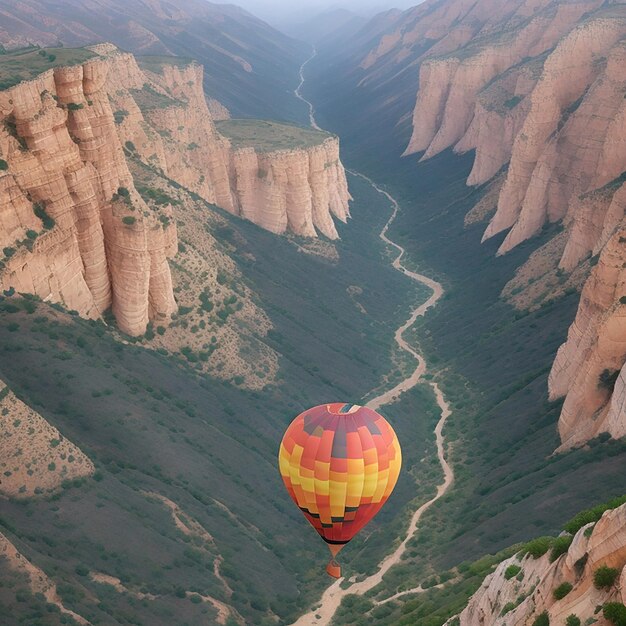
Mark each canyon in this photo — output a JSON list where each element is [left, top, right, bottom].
[[0, 44, 350, 339], [337, 0, 626, 450]]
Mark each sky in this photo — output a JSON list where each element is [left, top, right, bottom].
[[216, 0, 421, 27]]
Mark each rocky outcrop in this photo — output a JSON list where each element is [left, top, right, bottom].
[[448, 503, 626, 626], [0, 45, 351, 335], [399, 1, 626, 260], [104, 49, 351, 239], [0, 49, 178, 336], [226, 138, 351, 239], [366, 0, 626, 448], [548, 224, 626, 449]]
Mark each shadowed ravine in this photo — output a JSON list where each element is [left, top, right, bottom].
[[291, 52, 455, 625]]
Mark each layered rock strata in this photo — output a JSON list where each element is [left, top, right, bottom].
[[448, 503, 626, 626], [369, 0, 626, 448], [0, 45, 351, 335], [0, 48, 177, 335], [225, 138, 351, 239], [549, 223, 626, 449]]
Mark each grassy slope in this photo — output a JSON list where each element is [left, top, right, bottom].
[[302, 47, 626, 619], [216, 119, 333, 152], [0, 173, 444, 624], [0, 47, 96, 89]]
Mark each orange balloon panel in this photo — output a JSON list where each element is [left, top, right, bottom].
[[278, 403, 402, 546]]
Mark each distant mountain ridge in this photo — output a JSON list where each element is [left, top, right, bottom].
[[0, 0, 309, 121]]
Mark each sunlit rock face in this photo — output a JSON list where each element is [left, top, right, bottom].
[[362, 0, 626, 448], [448, 503, 626, 626], [0, 45, 351, 335]]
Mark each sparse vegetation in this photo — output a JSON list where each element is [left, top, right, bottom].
[[563, 496, 626, 534], [0, 46, 95, 89], [550, 535, 573, 562], [524, 537, 554, 559], [533, 611, 550, 626], [598, 369, 619, 391], [114, 109, 129, 124], [216, 118, 333, 152]]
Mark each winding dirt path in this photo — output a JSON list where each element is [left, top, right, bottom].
[[291, 52, 455, 625]]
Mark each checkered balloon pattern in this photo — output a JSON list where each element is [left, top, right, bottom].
[[278, 403, 402, 546]]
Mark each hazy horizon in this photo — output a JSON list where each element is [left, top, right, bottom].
[[216, 0, 422, 28]]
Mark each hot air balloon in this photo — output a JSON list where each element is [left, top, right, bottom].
[[278, 403, 402, 578]]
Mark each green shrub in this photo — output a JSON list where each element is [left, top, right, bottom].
[[117, 187, 130, 198], [524, 537, 554, 558], [565, 615, 581, 626], [532, 611, 549, 626], [3, 247, 15, 258], [594, 565, 619, 589], [501, 602, 516, 616], [122, 216, 136, 225], [620, 296, 626, 305], [26, 229, 38, 240], [33, 203, 55, 229], [504, 564, 522, 580], [124, 141, 135, 153], [604, 603, 626, 626], [564, 496, 626, 534], [553, 582, 573, 600], [74, 564, 89, 576], [0, 159, 7, 170], [113, 109, 128, 124], [189, 594, 202, 604], [550, 535, 573, 562], [67, 102, 83, 111]]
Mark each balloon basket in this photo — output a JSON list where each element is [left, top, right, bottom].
[[326, 559, 341, 578]]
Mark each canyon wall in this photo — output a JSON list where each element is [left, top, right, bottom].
[[226, 138, 351, 239], [0, 44, 351, 336], [448, 502, 626, 626], [355, 0, 626, 448]]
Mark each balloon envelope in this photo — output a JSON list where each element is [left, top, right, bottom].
[[278, 403, 402, 574]]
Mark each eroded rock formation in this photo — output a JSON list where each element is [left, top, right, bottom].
[[0, 47, 178, 336], [226, 138, 351, 239], [0, 44, 351, 336], [448, 502, 626, 626], [359, 0, 626, 448]]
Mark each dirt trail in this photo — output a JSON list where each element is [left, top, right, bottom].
[[291, 52, 455, 626]]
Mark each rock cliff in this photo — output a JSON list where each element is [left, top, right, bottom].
[[448, 501, 626, 626], [0, 44, 351, 339], [0, 47, 178, 336], [352, 0, 626, 448]]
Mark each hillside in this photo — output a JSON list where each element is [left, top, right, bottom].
[[0, 0, 309, 122]]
